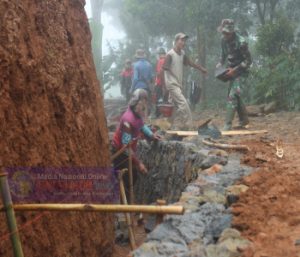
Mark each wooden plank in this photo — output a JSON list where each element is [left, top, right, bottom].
[[221, 130, 268, 136], [166, 130, 198, 136], [166, 130, 268, 137]]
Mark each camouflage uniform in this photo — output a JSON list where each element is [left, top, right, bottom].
[[219, 20, 252, 130]]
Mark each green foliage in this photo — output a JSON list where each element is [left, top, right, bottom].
[[250, 50, 300, 110], [250, 13, 300, 110], [101, 0, 300, 110], [256, 16, 295, 57]]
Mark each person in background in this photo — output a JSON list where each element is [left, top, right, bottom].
[[163, 33, 207, 130], [151, 47, 167, 118], [131, 49, 154, 119], [216, 19, 252, 130], [131, 49, 154, 94], [120, 59, 133, 102], [111, 89, 161, 203]]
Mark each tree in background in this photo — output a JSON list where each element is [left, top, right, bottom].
[[90, 0, 104, 87], [251, 15, 300, 109], [101, 0, 300, 110]]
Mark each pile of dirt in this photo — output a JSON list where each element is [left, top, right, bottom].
[[232, 136, 300, 256], [0, 0, 114, 256]]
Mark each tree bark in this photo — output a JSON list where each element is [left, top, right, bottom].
[[0, 0, 113, 256], [255, 0, 267, 25], [270, 0, 279, 23]]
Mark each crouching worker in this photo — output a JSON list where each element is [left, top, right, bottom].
[[111, 89, 161, 203]]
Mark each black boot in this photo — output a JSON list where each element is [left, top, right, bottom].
[[223, 107, 236, 131], [237, 98, 249, 127]]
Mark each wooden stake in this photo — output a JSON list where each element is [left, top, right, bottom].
[[0, 173, 24, 257], [128, 148, 134, 205], [111, 145, 128, 161], [119, 171, 136, 250]]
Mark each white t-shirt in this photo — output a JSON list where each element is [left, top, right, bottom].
[[164, 49, 187, 89]]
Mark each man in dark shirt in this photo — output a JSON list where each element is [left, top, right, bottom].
[[216, 19, 252, 130]]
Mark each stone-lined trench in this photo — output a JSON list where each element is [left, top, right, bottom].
[[133, 138, 253, 257]]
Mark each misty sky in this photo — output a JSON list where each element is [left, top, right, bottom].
[[85, 0, 125, 55]]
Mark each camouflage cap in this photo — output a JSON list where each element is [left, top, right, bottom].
[[218, 19, 235, 33]]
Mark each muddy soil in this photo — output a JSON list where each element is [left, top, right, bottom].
[[231, 112, 300, 257], [111, 109, 300, 257], [200, 109, 300, 257]]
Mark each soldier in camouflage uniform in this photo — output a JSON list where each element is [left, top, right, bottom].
[[216, 19, 252, 130]]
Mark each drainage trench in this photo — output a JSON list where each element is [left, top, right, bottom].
[[133, 139, 253, 257]]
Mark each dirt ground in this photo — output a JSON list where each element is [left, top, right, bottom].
[[112, 109, 300, 257], [230, 112, 300, 257], [201, 110, 300, 257]]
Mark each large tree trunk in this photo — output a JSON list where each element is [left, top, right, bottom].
[[0, 0, 114, 256]]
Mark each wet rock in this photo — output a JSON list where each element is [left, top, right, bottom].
[[185, 239, 207, 257], [205, 245, 236, 257], [134, 223, 189, 257], [201, 164, 223, 175], [197, 189, 226, 205], [134, 240, 188, 257], [144, 214, 157, 233], [206, 214, 232, 243], [225, 185, 249, 197], [217, 228, 251, 253], [208, 149, 229, 158], [135, 141, 206, 204], [226, 194, 239, 206], [204, 229, 251, 256], [201, 155, 228, 169], [133, 141, 253, 257]]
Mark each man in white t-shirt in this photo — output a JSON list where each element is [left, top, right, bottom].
[[163, 33, 207, 130]]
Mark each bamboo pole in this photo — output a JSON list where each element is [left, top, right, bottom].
[[111, 145, 128, 161], [0, 173, 24, 257], [119, 171, 136, 250], [166, 130, 268, 137], [156, 199, 166, 225], [128, 148, 134, 205], [0, 204, 184, 214]]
